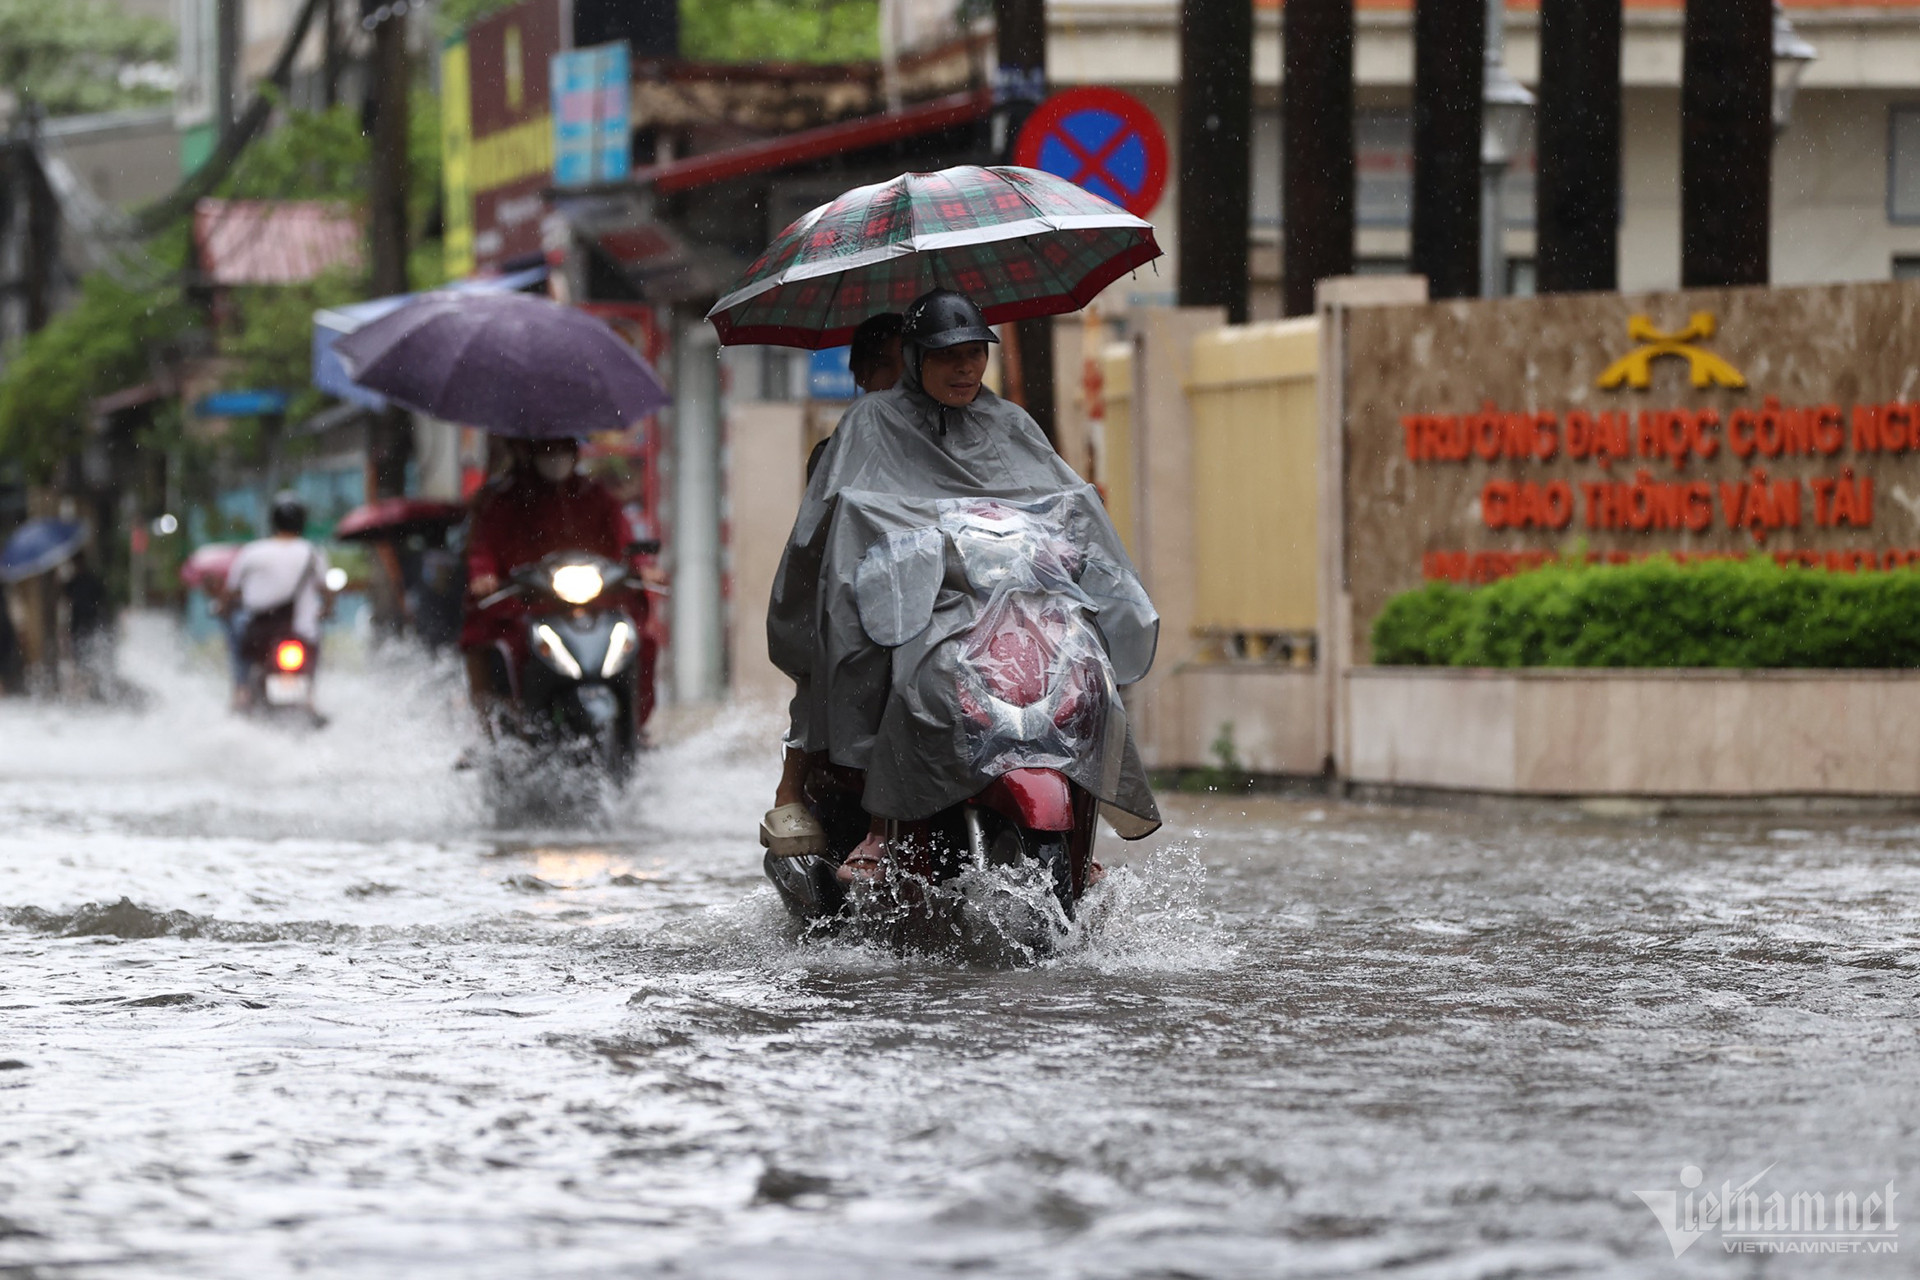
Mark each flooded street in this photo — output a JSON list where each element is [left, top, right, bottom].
[[0, 624, 1915, 1278]]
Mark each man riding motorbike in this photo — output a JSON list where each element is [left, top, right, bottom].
[[219, 492, 334, 714], [761, 289, 1160, 889], [461, 436, 639, 728]]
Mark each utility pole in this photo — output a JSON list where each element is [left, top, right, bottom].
[[1681, 0, 1772, 287], [1281, 0, 1353, 318], [322, 0, 341, 110], [1535, 0, 1620, 293], [1177, 0, 1253, 323], [215, 0, 241, 139], [994, 0, 1056, 443], [18, 109, 55, 334], [366, 0, 412, 499], [1410, 0, 1484, 299]]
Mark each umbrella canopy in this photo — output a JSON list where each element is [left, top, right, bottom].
[[0, 519, 85, 584], [333, 292, 671, 439], [707, 165, 1162, 350], [334, 497, 468, 542], [179, 543, 241, 592]]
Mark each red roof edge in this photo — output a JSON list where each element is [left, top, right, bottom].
[[639, 88, 995, 197]]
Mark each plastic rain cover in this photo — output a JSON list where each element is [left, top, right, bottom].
[[775, 485, 1161, 837]]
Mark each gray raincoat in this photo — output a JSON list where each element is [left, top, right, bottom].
[[767, 351, 1162, 837]]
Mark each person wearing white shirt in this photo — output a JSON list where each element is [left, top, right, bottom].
[[218, 492, 334, 710]]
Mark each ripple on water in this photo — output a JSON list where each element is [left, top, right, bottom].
[[2, 620, 1918, 1278]]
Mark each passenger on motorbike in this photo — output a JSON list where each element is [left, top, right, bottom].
[[461, 436, 633, 723], [219, 492, 335, 712], [763, 289, 1088, 883]]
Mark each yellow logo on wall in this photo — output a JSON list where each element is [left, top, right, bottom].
[[1596, 313, 1747, 390]]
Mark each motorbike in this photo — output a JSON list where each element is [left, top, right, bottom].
[[764, 498, 1147, 961], [242, 622, 323, 727], [473, 545, 656, 794]]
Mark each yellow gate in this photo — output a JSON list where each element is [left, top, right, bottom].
[[1185, 318, 1319, 650]]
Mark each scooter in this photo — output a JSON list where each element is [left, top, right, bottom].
[[241, 625, 324, 727], [764, 505, 1117, 961], [474, 546, 655, 790]]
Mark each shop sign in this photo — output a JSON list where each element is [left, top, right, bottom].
[[551, 41, 630, 189], [440, 0, 565, 274]]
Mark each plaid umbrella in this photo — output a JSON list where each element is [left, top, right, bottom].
[[707, 165, 1161, 349]]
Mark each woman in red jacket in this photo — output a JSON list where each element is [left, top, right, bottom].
[[461, 436, 632, 721]]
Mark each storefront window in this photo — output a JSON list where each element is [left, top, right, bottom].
[[1892, 107, 1920, 223]]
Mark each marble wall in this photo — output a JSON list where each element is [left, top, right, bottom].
[[1348, 667, 1920, 796], [1343, 280, 1920, 659]]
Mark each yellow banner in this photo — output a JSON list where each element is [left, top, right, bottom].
[[469, 115, 554, 194], [440, 39, 474, 278]]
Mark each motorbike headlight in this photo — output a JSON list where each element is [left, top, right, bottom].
[[601, 620, 638, 678], [533, 623, 583, 679], [550, 564, 605, 605]]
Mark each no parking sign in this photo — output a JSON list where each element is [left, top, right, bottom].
[[1013, 86, 1169, 218]]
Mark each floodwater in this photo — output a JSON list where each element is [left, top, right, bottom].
[[3, 620, 1917, 1279]]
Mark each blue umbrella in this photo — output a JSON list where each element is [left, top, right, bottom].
[[333, 292, 671, 439], [1, 519, 84, 584]]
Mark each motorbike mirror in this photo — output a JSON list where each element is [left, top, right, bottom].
[[627, 539, 661, 557]]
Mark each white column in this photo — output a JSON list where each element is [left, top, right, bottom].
[[671, 321, 725, 704]]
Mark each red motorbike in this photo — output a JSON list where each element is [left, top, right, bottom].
[[765, 501, 1124, 958]]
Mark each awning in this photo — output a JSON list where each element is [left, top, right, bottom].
[[196, 199, 362, 285], [552, 90, 994, 304], [632, 88, 993, 196], [311, 265, 548, 409]]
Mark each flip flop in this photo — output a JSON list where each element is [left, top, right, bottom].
[[835, 831, 887, 885], [760, 803, 828, 858]]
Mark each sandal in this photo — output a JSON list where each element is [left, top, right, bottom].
[[835, 831, 887, 885], [760, 803, 828, 858]]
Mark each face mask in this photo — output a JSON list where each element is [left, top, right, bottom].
[[534, 454, 575, 483]]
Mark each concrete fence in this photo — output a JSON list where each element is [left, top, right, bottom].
[[722, 288, 1920, 802]]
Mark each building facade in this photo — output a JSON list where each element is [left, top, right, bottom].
[[1047, 0, 1920, 315]]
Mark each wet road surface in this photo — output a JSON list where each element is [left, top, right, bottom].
[[2, 622, 1917, 1277]]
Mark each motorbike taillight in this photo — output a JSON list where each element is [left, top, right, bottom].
[[273, 639, 307, 672]]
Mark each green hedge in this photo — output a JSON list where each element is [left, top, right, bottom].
[[1370, 557, 1920, 668]]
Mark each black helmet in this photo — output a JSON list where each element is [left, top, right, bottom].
[[901, 289, 998, 351], [269, 490, 307, 535]]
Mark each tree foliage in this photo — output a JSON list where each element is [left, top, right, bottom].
[[437, 0, 880, 64], [0, 91, 445, 477], [681, 0, 879, 63], [1370, 557, 1920, 669], [0, 0, 175, 117], [223, 272, 364, 428], [435, 0, 523, 38], [0, 267, 194, 479]]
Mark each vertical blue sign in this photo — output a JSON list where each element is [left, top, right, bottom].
[[551, 41, 630, 188], [595, 42, 631, 184], [550, 48, 595, 187]]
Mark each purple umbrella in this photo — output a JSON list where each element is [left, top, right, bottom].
[[333, 292, 670, 439]]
